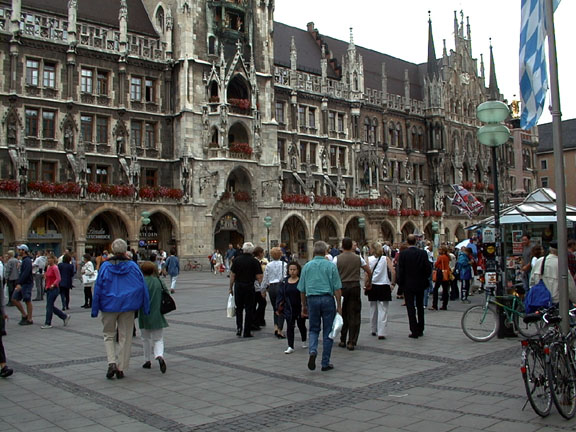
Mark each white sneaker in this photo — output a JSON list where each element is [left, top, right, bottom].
[[40, 325, 53, 329], [284, 347, 295, 354], [64, 314, 71, 327], [301, 342, 308, 349]]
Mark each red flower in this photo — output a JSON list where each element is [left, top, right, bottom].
[[388, 209, 399, 216], [0, 179, 19, 192], [229, 143, 253, 156], [228, 98, 251, 110], [234, 191, 251, 202]]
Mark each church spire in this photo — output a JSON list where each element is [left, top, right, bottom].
[[427, 11, 439, 80], [488, 39, 500, 100], [348, 27, 355, 51]]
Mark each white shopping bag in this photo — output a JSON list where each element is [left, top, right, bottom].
[[226, 293, 236, 318], [328, 313, 343, 340]]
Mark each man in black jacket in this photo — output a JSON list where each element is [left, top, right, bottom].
[[12, 245, 34, 325], [397, 235, 431, 338]]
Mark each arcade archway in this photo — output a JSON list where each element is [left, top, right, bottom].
[[281, 215, 307, 259], [0, 212, 16, 254], [380, 220, 395, 243], [314, 216, 338, 245], [214, 212, 245, 255], [28, 209, 75, 256], [344, 216, 365, 245], [138, 212, 176, 259], [401, 221, 416, 241], [86, 211, 129, 256]]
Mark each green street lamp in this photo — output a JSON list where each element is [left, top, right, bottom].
[[477, 100, 510, 338], [264, 216, 272, 258], [141, 210, 151, 226]]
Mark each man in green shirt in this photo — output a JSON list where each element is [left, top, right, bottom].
[[299, 241, 342, 371]]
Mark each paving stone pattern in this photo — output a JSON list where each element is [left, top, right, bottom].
[[0, 271, 574, 431]]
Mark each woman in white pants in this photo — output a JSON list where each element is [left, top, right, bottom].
[[367, 242, 396, 340], [139, 261, 168, 373]]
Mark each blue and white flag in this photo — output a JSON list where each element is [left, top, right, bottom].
[[519, 0, 560, 130]]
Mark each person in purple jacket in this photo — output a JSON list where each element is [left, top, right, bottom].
[[92, 238, 150, 380]]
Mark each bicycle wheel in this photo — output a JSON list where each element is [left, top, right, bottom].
[[514, 302, 543, 338], [522, 344, 552, 417], [194, 264, 203, 272], [461, 304, 499, 342], [548, 342, 576, 419]]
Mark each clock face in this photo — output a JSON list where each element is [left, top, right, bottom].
[[460, 73, 470, 85]]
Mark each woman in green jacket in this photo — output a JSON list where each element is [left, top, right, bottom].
[[139, 261, 169, 373]]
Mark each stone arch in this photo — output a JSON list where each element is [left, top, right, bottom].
[[280, 213, 309, 259], [209, 126, 219, 147], [140, 209, 179, 254], [0, 208, 18, 253], [227, 74, 250, 101], [344, 214, 365, 245], [3, 106, 22, 146], [313, 215, 340, 244], [400, 220, 416, 240], [424, 222, 434, 241], [228, 121, 250, 147], [154, 4, 165, 33], [85, 210, 130, 256], [225, 166, 253, 196], [380, 220, 395, 243], [85, 206, 133, 240], [209, 80, 219, 100], [26, 206, 78, 256], [213, 209, 250, 254]]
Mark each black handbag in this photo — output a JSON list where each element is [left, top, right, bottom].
[[160, 289, 176, 315]]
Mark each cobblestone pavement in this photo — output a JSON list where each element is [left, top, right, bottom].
[[1, 270, 574, 431]]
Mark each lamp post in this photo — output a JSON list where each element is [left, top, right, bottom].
[[264, 216, 272, 259], [477, 100, 510, 338]]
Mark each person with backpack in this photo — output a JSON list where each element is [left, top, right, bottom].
[[529, 241, 576, 308]]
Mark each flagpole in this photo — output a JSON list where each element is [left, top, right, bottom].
[[544, 0, 569, 333]]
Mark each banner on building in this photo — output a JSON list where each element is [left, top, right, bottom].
[[451, 184, 484, 218]]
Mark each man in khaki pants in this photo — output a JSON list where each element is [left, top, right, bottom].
[[92, 239, 150, 379]]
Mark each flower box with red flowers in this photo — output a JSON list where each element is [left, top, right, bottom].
[[229, 143, 253, 156], [233, 191, 251, 202], [388, 209, 399, 216], [28, 181, 79, 196], [228, 98, 251, 110], [462, 181, 475, 190], [316, 195, 341, 205], [475, 182, 485, 191], [487, 184, 495, 192], [282, 194, 310, 205], [0, 179, 19, 193]]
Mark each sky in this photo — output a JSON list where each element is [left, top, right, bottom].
[[274, 0, 575, 126]]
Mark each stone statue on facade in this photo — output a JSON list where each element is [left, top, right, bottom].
[[434, 189, 444, 212]]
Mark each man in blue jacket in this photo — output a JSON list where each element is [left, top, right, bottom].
[[12, 245, 34, 325], [92, 238, 150, 379]]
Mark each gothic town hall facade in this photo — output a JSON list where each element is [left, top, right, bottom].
[[0, 0, 537, 260]]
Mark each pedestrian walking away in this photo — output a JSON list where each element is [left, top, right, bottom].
[[333, 237, 371, 351], [261, 247, 287, 338], [164, 248, 180, 294], [397, 234, 431, 339], [298, 241, 342, 372], [367, 242, 395, 340], [92, 238, 150, 380]]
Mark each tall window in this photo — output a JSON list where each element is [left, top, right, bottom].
[[540, 159, 548, 170], [364, 118, 370, 142], [541, 177, 549, 188], [96, 117, 108, 143], [131, 77, 142, 101], [145, 122, 156, 148], [145, 79, 155, 102], [144, 168, 157, 187], [298, 106, 306, 126], [95, 165, 108, 183], [28, 161, 39, 181], [81, 68, 93, 93], [43, 62, 56, 88], [25, 108, 39, 136], [337, 113, 345, 132], [300, 142, 307, 163], [330, 147, 337, 167], [26, 59, 39, 86], [328, 111, 336, 131], [97, 71, 108, 95], [339, 148, 346, 167], [275, 102, 285, 124], [278, 139, 286, 162], [42, 111, 55, 139], [131, 120, 142, 147], [42, 161, 56, 182], [308, 108, 316, 129], [81, 115, 93, 141], [309, 142, 317, 165]]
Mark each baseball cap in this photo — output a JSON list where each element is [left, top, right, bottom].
[[17, 244, 29, 252]]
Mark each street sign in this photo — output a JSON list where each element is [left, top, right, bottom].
[[483, 227, 496, 243]]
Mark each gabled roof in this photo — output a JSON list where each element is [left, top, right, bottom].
[[5, 0, 158, 37], [537, 118, 576, 153], [274, 22, 424, 100]]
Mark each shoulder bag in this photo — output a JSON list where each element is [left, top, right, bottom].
[[159, 278, 176, 314]]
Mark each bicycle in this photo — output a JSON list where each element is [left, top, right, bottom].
[[183, 259, 203, 272], [520, 310, 562, 417], [461, 287, 542, 342], [547, 308, 576, 419]]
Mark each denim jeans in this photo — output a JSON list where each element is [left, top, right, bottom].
[[307, 295, 336, 368], [45, 287, 66, 325]]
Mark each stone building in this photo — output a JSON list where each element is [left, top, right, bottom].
[[0, 0, 535, 260]]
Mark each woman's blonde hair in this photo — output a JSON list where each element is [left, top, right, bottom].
[[270, 247, 282, 260], [371, 242, 383, 257]]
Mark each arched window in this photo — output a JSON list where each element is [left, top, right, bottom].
[[209, 81, 219, 102], [364, 118, 370, 143], [411, 127, 417, 151], [210, 128, 219, 147], [208, 36, 216, 55], [388, 122, 395, 147], [396, 123, 403, 148], [156, 6, 165, 33], [371, 118, 378, 144], [353, 72, 358, 91]]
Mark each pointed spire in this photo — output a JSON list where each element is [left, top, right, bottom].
[[348, 27, 355, 51], [488, 39, 500, 100], [427, 11, 439, 80], [290, 36, 297, 71], [480, 53, 485, 79]]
